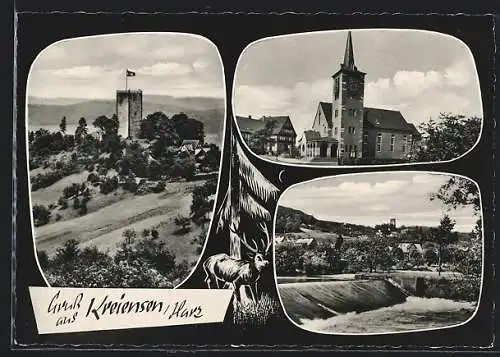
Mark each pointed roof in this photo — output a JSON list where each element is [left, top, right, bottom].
[[236, 115, 296, 136], [319, 102, 333, 127], [343, 31, 355, 70], [332, 31, 365, 77]]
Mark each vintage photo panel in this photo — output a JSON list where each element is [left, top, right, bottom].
[[234, 30, 482, 167], [275, 172, 483, 334], [27, 33, 225, 288]]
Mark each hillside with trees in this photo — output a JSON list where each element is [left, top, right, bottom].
[[29, 109, 220, 288]]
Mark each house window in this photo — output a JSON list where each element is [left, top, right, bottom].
[[376, 133, 382, 152], [390, 134, 395, 152], [340, 143, 344, 153], [348, 109, 356, 116], [334, 127, 338, 135], [335, 109, 338, 117], [347, 127, 356, 135], [363, 134, 368, 144], [402, 135, 407, 153]]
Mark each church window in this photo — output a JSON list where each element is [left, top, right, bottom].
[[402, 135, 407, 153], [376, 133, 382, 152], [347, 127, 356, 134], [390, 134, 395, 152]]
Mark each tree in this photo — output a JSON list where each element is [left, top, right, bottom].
[[191, 178, 217, 226], [33, 205, 51, 227], [248, 120, 276, 155], [275, 244, 303, 275], [412, 113, 481, 162], [375, 223, 395, 236], [430, 215, 458, 275], [390, 246, 405, 266], [75, 117, 88, 145], [93, 114, 119, 136], [302, 251, 329, 275], [423, 247, 438, 265], [59, 116, 67, 134], [122, 229, 137, 244], [140, 112, 179, 146], [174, 215, 191, 234], [214, 131, 280, 303], [203, 144, 221, 172], [172, 113, 205, 144]]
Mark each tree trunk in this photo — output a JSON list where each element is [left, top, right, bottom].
[[438, 245, 442, 276]]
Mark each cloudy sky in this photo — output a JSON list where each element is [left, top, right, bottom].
[[234, 29, 483, 136], [279, 172, 479, 232], [28, 33, 224, 99]]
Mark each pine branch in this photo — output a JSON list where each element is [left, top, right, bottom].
[[236, 140, 279, 203], [216, 187, 231, 232], [239, 180, 271, 221]]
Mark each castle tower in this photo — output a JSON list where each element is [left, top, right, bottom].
[[116, 89, 143, 139], [332, 31, 366, 161]]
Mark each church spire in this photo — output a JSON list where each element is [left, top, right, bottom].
[[342, 31, 356, 70]]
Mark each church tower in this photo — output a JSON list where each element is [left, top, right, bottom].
[[331, 31, 366, 161]]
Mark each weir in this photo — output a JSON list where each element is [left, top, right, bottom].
[[278, 279, 408, 323]]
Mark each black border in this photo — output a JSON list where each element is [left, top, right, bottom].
[[10, 6, 498, 352]]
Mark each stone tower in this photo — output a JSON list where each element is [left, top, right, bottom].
[[116, 89, 143, 139], [331, 31, 366, 161]]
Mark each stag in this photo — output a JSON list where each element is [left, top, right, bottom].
[[203, 222, 272, 303]]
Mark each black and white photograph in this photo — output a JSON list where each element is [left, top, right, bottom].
[[275, 172, 482, 334], [234, 30, 483, 166], [27, 33, 225, 288]]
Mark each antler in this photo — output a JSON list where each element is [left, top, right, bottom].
[[240, 232, 258, 254], [229, 222, 258, 254], [257, 221, 272, 254]]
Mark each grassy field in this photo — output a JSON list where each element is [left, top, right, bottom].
[[33, 178, 207, 265]]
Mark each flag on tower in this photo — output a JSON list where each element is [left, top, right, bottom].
[[126, 69, 136, 77]]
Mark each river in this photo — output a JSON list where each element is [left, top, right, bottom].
[[278, 276, 477, 334], [299, 296, 476, 334]]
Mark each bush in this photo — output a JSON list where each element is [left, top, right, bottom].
[[114, 236, 176, 276], [174, 214, 191, 234], [63, 183, 81, 198], [32, 205, 51, 227], [152, 181, 166, 193], [72, 196, 80, 210], [37, 250, 50, 270], [78, 201, 88, 216], [87, 172, 100, 184], [122, 176, 138, 193], [424, 276, 480, 302], [58, 197, 68, 209], [100, 175, 119, 194]]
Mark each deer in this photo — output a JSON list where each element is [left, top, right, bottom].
[[203, 222, 272, 303]]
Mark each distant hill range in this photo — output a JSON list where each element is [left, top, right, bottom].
[[276, 206, 471, 238], [27, 95, 225, 142], [276, 206, 376, 236]]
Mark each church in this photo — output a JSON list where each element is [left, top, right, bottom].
[[297, 31, 421, 164]]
